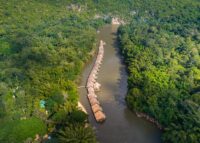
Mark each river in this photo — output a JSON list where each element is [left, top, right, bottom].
[[79, 25, 162, 143]]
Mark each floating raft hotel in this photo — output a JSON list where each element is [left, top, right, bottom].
[[86, 40, 106, 123]]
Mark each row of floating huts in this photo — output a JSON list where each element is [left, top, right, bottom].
[[86, 40, 106, 123]]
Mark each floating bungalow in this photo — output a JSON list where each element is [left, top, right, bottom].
[[86, 40, 106, 123]]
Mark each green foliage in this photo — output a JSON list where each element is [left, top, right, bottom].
[[0, 117, 46, 143], [1, 0, 199, 142], [0, 0, 99, 141], [118, 1, 200, 142], [46, 89, 64, 112], [57, 124, 96, 143], [68, 110, 88, 123]]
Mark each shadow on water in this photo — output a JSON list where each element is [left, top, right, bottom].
[[78, 25, 162, 143]]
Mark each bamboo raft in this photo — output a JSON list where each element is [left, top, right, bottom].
[[86, 40, 106, 123]]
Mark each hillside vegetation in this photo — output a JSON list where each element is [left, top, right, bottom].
[[0, 0, 199, 143], [0, 0, 100, 142], [118, 0, 200, 143]]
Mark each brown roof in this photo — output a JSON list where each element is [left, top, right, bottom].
[[87, 87, 94, 94], [88, 93, 97, 98], [88, 77, 96, 83], [89, 73, 97, 80], [89, 97, 100, 106], [91, 69, 97, 75], [94, 111, 106, 122], [91, 104, 102, 113], [88, 95, 96, 101], [94, 82, 101, 91], [86, 81, 94, 87], [94, 64, 100, 69]]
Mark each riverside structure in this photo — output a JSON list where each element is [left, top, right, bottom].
[[86, 40, 106, 122]]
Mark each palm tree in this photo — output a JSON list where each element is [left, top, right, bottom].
[[57, 124, 96, 143]]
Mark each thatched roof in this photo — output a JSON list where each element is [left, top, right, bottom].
[[87, 87, 94, 94], [91, 70, 97, 75], [91, 104, 102, 113], [96, 56, 103, 61], [86, 81, 94, 88], [91, 74, 97, 79], [93, 66, 99, 72], [88, 76, 95, 83], [94, 111, 106, 122], [88, 95, 96, 101], [88, 93, 97, 98], [94, 82, 101, 91], [95, 61, 101, 66], [89, 97, 100, 106]]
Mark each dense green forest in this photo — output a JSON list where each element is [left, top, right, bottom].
[[0, 0, 101, 142], [0, 0, 199, 143], [118, 0, 200, 143]]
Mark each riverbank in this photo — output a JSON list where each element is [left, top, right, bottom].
[[136, 112, 163, 130], [78, 101, 88, 114]]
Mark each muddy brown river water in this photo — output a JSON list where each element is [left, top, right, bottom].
[[79, 25, 162, 143]]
